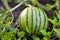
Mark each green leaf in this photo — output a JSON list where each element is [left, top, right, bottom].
[[32, 0, 38, 5], [48, 18, 59, 26], [40, 29, 47, 36], [1, 33, 12, 40], [43, 37, 49, 40], [18, 31, 25, 38], [18, 38, 21, 40], [55, 9, 60, 19], [40, 29, 51, 37], [54, 29, 60, 38], [23, 37, 27, 40], [14, 0, 22, 4], [0, 23, 3, 28], [10, 28, 18, 34], [32, 35, 40, 40], [46, 4, 53, 10]]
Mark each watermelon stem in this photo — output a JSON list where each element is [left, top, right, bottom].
[[24, 2, 33, 7], [31, 0, 60, 11]]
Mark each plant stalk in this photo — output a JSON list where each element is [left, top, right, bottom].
[[55, 0, 59, 9], [2, 0, 10, 10], [2, 0, 26, 13]]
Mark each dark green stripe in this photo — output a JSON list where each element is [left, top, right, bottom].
[[35, 8, 40, 33], [20, 13, 22, 29], [34, 7, 38, 33], [37, 8, 41, 33], [43, 11, 46, 29], [36, 8, 41, 33], [19, 14, 21, 26], [26, 8, 29, 29], [20, 14, 22, 28], [44, 12, 48, 29], [31, 7, 33, 34], [26, 8, 28, 28]]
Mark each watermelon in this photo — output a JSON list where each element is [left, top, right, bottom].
[[18, 6, 48, 34]]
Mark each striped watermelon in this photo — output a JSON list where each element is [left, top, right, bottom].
[[18, 6, 48, 34]]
